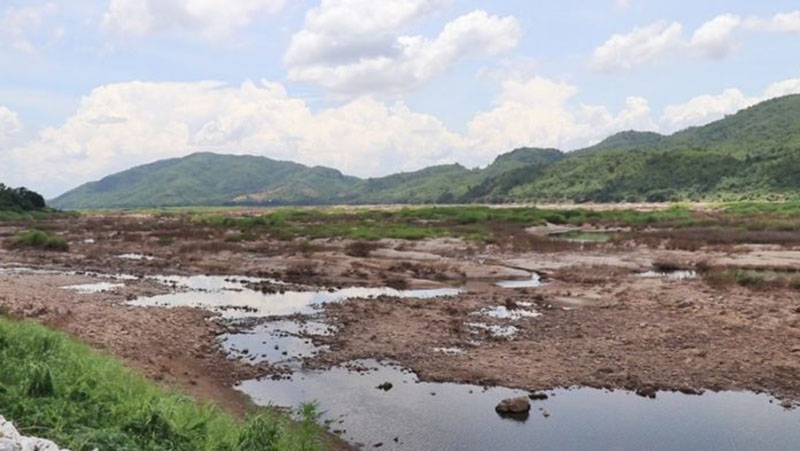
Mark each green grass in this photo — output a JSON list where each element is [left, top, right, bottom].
[[0, 317, 323, 451], [9, 229, 69, 251], [0, 209, 75, 222], [189, 205, 700, 243]]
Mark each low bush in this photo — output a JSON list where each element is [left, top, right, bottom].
[[344, 241, 378, 258], [8, 229, 69, 251]]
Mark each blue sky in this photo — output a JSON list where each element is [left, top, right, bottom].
[[1, 0, 799, 197]]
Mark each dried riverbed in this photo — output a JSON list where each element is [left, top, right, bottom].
[[1, 212, 799, 449]]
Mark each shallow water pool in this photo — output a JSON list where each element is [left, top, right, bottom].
[[239, 360, 800, 451]]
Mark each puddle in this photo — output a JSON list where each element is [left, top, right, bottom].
[[639, 270, 698, 280], [151, 274, 266, 291], [118, 253, 155, 261], [238, 359, 800, 451], [475, 305, 541, 320], [60, 282, 124, 294], [465, 322, 519, 338], [131, 278, 460, 319], [496, 272, 542, 288], [221, 320, 332, 365]]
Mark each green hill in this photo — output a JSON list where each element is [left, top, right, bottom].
[[507, 94, 800, 202], [51, 153, 360, 208], [51, 94, 800, 208]]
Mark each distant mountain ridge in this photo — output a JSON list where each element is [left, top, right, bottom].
[[51, 94, 800, 209]]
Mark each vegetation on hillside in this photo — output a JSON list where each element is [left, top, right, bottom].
[[0, 184, 46, 211], [0, 317, 323, 451], [51, 95, 800, 209]]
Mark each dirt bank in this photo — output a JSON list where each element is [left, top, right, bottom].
[[0, 270, 263, 415]]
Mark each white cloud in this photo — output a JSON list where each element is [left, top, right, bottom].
[[689, 13, 741, 59], [6, 75, 658, 195], [6, 80, 462, 193], [466, 77, 657, 156], [660, 88, 752, 133], [744, 10, 800, 33], [102, 0, 286, 38], [285, 1, 521, 96], [591, 21, 684, 72], [660, 78, 800, 132], [763, 78, 800, 98], [593, 10, 800, 71], [0, 106, 22, 143], [0, 2, 58, 53]]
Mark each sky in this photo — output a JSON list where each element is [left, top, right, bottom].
[[0, 0, 799, 197]]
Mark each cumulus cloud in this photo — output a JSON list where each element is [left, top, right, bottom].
[[0, 106, 22, 143], [0, 2, 59, 52], [5, 80, 462, 193], [5, 75, 662, 195], [659, 78, 800, 132], [102, 0, 286, 38], [593, 10, 800, 71], [590, 21, 684, 72], [660, 88, 751, 133], [467, 77, 656, 154], [285, 1, 521, 96], [689, 13, 741, 59], [744, 10, 800, 33]]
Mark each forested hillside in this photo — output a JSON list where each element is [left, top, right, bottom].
[[51, 94, 800, 208]]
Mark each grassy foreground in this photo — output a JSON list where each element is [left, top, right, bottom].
[[187, 202, 800, 242], [0, 317, 322, 451]]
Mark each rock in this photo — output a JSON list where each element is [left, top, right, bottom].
[[376, 382, 393, 391], [678, 387, 703, 395], [528, 392, 549, 401], [0, 416, 66, 451], [636, 387, 657, 399], [495, 396, 531, 414]]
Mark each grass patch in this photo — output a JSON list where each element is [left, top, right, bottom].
[[8, 229, 69, 251], [0, 317, 323, 450], [702, 268, 800, 290], [189, 205, 699, 243]]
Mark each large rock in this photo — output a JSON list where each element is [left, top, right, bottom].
[[0, 417, 67, 451], [495, 396, 531, 414]]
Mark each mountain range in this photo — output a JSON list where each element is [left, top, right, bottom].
[[51, 94, 800, 209]]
